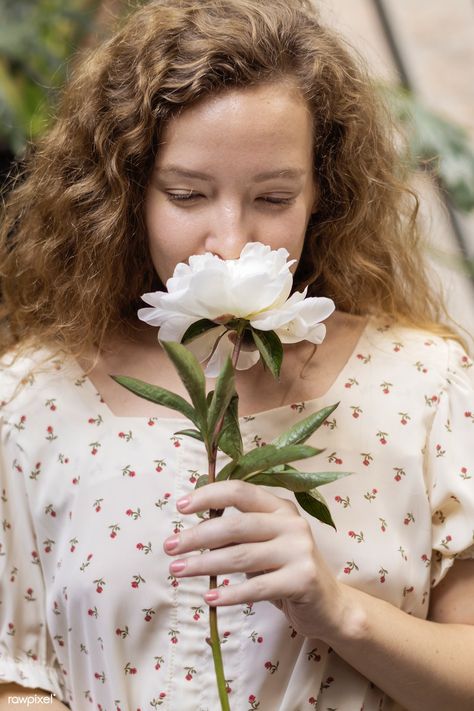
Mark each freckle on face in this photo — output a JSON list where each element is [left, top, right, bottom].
[[145, 83, 317, 283]]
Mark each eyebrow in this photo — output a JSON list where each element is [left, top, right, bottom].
[[156, 165, 306, 182]]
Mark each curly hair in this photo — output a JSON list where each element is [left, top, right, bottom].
[[0, 0, 455, 358]]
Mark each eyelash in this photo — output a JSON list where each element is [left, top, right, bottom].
[[165, 192, 294, 206]]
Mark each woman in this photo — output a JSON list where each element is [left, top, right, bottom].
[[1, 1, 473, 709]]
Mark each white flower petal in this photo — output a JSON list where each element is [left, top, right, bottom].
[[254, 295, 335, 345], [204, 333, 235, 378], [157, 315, 199, 343], [235, 347, 261, 371], [185, 326, 226, 362]]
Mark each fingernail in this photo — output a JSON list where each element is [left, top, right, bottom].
[[170, 559, 186, 573], [204, 590, 219, 602], [177, 496, 191, 511], [164, 535, 179, 552]]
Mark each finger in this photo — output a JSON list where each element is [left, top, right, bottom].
[[169, 540, 284, 578], [164, 511, 281, 556], [203, 568, 294, 607], [176, 479, 297, 516]]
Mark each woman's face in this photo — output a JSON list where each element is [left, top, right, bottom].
[[145, 83, 317, 284]]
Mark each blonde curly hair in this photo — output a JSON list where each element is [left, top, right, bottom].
[[0, 0, 454, 358]]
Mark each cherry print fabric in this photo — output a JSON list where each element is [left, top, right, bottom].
[[1, 320, 474, 711]]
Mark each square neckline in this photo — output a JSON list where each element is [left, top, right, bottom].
[[68, 317, 373, 424]]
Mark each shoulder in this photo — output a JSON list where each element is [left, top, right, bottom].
[[0, 347, 76, 421], [364, 319, 472, 386]]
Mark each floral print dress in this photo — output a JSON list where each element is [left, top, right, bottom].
[[1, 320, 474, 711]]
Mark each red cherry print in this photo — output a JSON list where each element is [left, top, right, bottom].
[[185, 673, 192, 681]]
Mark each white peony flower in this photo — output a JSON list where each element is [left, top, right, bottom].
[[138, 242, 335, 376]]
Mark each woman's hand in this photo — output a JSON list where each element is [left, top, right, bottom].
[[163, 479, 345, 641]]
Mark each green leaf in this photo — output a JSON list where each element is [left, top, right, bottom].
[[218, 443, 320, 481], [251, 328, 283, 379], [217, 394, 243, 460], [208, 356, 236, 439], [111, 375, 197, 424], [273, 403, 339, 448], [383, 84, 474, 212], [182, 319, 217, 344], [246, 468, 350, 491], [174, 429, 204, 442], [161, 341, 208, 435], [195, 474, 209, 489], [295, 489, 336, 529]]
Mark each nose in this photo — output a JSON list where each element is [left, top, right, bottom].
[[205, 201, 254, 260]]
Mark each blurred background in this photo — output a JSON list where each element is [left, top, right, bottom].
[[0, 0, 473, 337]]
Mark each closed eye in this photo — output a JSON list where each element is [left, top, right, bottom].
[[165, 191, 203, 202], [258, 196, 295, 206]]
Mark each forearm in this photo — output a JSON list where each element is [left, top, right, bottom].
[[0, 683, 68, 710], [326, 585, 474, 711]]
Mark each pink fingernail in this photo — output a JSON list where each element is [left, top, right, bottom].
[[177, 496, 190, 511], [164, 535, 179, 552], [205, 590, 219, 602], [170, 559, 186, 573]]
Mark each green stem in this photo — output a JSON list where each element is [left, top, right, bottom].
[[208, 450, 230, 710], [207, 324, 246, 710]]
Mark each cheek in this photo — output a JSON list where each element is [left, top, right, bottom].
[[145, 200, 205, 282], [268, 206, 310, 259]]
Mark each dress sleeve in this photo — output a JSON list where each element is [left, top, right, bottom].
[[427, 340, 474, 587], [0, 415, 66, 698]]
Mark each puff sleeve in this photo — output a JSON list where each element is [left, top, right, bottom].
[[0, 414, 66, 699], [427, 340, 474, 587]]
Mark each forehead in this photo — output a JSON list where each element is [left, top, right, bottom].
[[156, 83, 314, 171]]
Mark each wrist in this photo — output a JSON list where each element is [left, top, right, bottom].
[[321, 583, 370, 647]]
